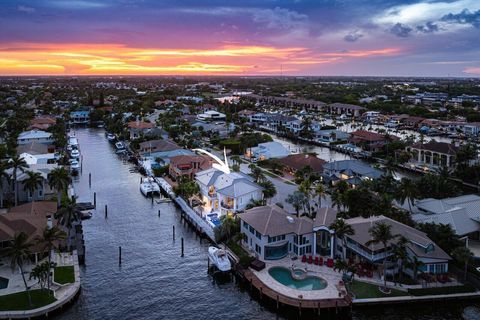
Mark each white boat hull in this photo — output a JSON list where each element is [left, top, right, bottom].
[[140, 179, 160, 197], [208, 246, 231, 272]]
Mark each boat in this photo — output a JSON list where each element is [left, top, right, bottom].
[[70, 149, 80, 159], [70, 159, 80, 172], [156, 195, 172, 203], [140, 177, 160, 197], [208, 246, 231, 272], [80, 209, 93, 220], [115, 141, 126, 152], [107, 133, 116, 142]]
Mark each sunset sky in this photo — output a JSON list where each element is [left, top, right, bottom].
[[0, 0, 479, 76]]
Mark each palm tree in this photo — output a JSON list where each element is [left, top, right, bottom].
[[5, 232, 34, 306], [392, 236, 409, 284], [23, 171, 44, 203], [330, 218, 355, 261], [299, 180, 313, 217], [248, 164, 266, 183], [258, 179, 276, 204], [396, 178, 417, 213], [54, 198, 80, 250], [47, 167, 71, 207], [407, 256, 424, 283], [36, 226, 66, 289], [366, 222, 398, 292], [9, 155, 28, 206], [314, 183, 326, 214], [231, 155, 241, 166], [286, 191, 307, 217], [452, 246, 474, 282], [0, 160, 11, 208]]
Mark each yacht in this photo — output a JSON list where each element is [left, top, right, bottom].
[[70, 159, 80, 172], [70, 149, 80, 159], [140, 177, 160, 197], [107, 133, 116, 142], [208, 246, 231, 272]]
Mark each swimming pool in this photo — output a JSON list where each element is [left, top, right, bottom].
[[268, 267, 327, 291]]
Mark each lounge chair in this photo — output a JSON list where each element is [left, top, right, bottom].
[[301, 255, 307, 263], [314, 257, 319, 265], [326, 258, 334, 268], [319, 257, 324, 266], [308, 256, 313, 264]]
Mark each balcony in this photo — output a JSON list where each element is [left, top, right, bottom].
[[221, 201, 234, 209]]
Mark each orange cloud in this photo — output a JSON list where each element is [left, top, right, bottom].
[[0, 42, 402, 75], [464, 67, 480, 75]]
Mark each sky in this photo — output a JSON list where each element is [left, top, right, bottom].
[[0, 0, 479, 77]]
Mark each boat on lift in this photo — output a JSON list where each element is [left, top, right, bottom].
[[208, 246, 231, 272]]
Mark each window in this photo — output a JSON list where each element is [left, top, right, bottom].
[[255, 231, 261, 240], [255, 244, 262, 255], [249, 225, 254, 234]]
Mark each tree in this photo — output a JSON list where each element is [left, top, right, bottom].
[[407, 256, 424, 282], [298, 180, 313, 217], [47, 167, 71, 207], [5, 232, 34, 306], [392, 236, 409, 284], [230, 155, 241, 166], [452, 246, 473, 282], [286, 191, 307, 217], [248, 164, 266, 183], [396, 178, 417, 213], [23, 171, 44, 203], [36, 226, 66, 289], [314, 183, 326, 217], [258, 179, 276, 204], [330, 218, 354, 261], [55, 198, 80, 250], [0, 160, 11, 208], [9, 155, 28, 206], [366, 222, 398, 292], [30, 261, 55, 291], [417, 222, 462, 255], [213, 215, 239, 242]]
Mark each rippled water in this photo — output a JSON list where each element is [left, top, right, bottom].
[[55, 128, 479, 320]]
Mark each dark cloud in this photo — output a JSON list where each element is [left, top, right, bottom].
[[343, 30, 363, 42], [441, 9, 480, 28], [390, 23, 412, 37], [416, 22, 439, 33]]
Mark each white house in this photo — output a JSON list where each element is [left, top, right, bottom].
[[196, 110, 226, 121], [195, 168, 263, 218], [240, 205, 451, 276], [245, 141, 290, 160], [17, 130, 54, 145]]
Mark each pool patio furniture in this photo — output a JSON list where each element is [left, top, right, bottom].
[[308, 256, 313, 264], [326, 258, 334, 268], [301, 255, 307, 263]]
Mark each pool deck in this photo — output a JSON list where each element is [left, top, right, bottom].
[[243, 257, 351, 309]]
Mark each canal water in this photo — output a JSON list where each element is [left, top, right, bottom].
[[56, 128, 479, 320]]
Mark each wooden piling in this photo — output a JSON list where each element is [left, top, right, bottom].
[[276, 295, 279, 310], [89, 173, 91, 187], [105, 204, 108, 219], [181, 237, 184, 257], [119, 246, 122, 265], [158, 209, 161, 217], [93, 192, 96, 208], [172, 225, 175, 240], [140, 177, 143, 183]]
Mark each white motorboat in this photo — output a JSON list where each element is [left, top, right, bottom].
[[70, 159, 80, 171], [208, 246, 231, 272], [140, 177, 160, 197], [115, 141, 125, 151], [107, 133, 116, 142], [70, 149, 80, 159]]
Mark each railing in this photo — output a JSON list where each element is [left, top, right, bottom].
[[347, 242, 391, 262]]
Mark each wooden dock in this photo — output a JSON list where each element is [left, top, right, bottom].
[[242, 268, 351, 311]]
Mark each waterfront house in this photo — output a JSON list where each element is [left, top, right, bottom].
[[327, 103, 365, 118], [278, 154, 326, 176], [127, 121, 156, 140], [412, 195, 480, 238], [348, 130, 399, 152], [463, 122, 480, 136], [138, 139, 194, 166], [262, 114, 298, 133], [240, 205, 331, 259], [17, 130, 54, 145], [245, 142, 290, 160], [29, 116, 57, 130], [169, 155, 212, 181], [4, 164, 59, 203], [0, 201, 58, 260], [195, 168, 263, 217], [342, 215, 451, 276], [322, 160, 383, 186], [316, 129, 349, 143], [240, 205, 451, 276], [405, 141, 460, 169], [70, 111, 90, 125], [401, 116, 426, 129]]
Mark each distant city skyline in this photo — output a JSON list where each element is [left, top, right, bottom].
[[0, 0, 479, 77]]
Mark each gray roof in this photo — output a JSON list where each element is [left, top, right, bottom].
[[313, 207, 338, 229], [240, 205, 313, 237], [345, 215, 450, 260], [17, 142, 50, 155], [196, 168, 261, 198], [412, 195, 480, 236], [323, 160, 383, 179]]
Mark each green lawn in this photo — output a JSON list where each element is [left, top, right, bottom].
[[54, 266, 75, 284], [0, 289, 56, 311], [346, 280, 409, 299]]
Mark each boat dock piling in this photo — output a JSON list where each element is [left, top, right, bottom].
[[105, 204, 108, 219], [173, 225, 175, 240], [89, 173, 91, 187], [119, 246, 122, 266], [181, 237, 184, 257], [93, 192, 96, 208]]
